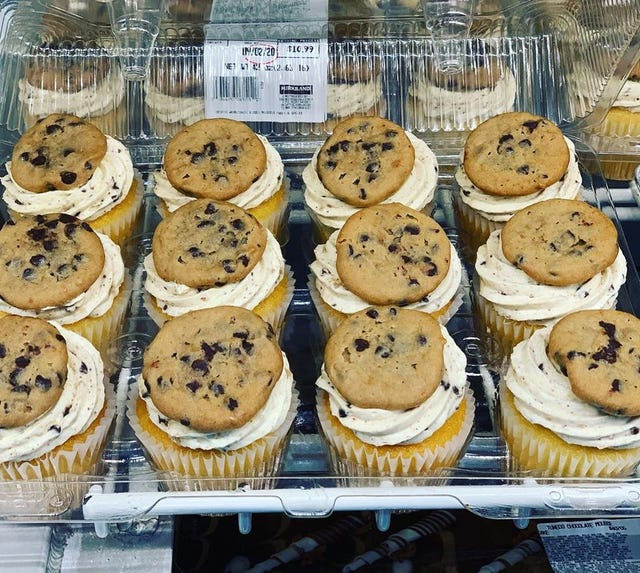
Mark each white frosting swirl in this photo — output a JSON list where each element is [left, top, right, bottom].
[[410, 71, 517, 125], [0, 323, 105, 463], [476, 229, 627, 323], [0, 232, 125, 324], [2, 136, 135, 222], [613, 80, 640, 112], [144, 81, 205, 125], [144, 230, 284, 317], [18, 73, 125, 119], [303, 132, 438, 231], [506, 327, 640, 449], [139, 352, 295, 450], [327, 78, 382, 118], [310, 229, 463, 317], [455, 138, 583, 223], [153, 135, 284, 213], [316, 325, 467, 446]]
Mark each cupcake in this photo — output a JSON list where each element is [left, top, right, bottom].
[[408, 40, 517, 132], [127, 306, 298, 487], [152, 118, 288, 239], [309, 203, 463, 335], [597, 59, 640, 180], [145, 40, 205, 137], [143, 199, 293, 330], [1, 113, 142, 248], [0, 315, 113, 483], [316, 306, 475, 477], [323, 46, 384, 132], [500, 309, 640, 477], [0, 213, 129, 362], [475, 198, 627, 356], [454, 112, 583, 258], [303, 116, 439, 242], [18, 40, 125, 135]]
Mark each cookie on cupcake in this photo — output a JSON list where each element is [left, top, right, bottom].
[[500, 309, 640, 477], [127, 306, 298, 487], [153, 118, 288, 239], [1, 113, 142, 248], [475, 198, 627, 356], [303, 116, 438, 242], [143, 199, 293, 331], [309, 203, 463, 335], [316, 306, 474, 476], [454, 112, 583, 257]]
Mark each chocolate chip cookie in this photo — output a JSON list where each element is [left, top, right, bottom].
[[316, 116, 415, 207], [324, 306, 445, 410], [142, 306, 283, 432], [548, 310, 640, 416], [463, 112, 569, 197], [501, 198, 619, 286], [164, 118, 267, 200], [0, 315, 68, 428], [151, 199, 267, 289], [11, 113, 107, 193], [0, 214, 105, 310], [336, 203, 451, 305]]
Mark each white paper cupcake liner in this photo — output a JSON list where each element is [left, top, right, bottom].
[[127, 384, 299, 491]]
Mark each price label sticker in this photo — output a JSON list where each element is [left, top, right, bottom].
[[204, 36, 328, 122]]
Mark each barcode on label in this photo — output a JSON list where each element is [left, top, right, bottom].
[[212, 76, 260, 101]]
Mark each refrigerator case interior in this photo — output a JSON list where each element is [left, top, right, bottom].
[[0, 0, 638, 529]]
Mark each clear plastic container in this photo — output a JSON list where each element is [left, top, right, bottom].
[[0, 0, 640, 529]]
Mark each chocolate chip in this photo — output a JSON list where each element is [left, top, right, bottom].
[[375, 345, 391, 358], [338, 408, 347, 418], [366, 309, 378, 319], [15, 356, 30, 368], [19, 152, 29, 161], [381, 142, 393, 151], [359, 234, 369, 242], [223, 260, 235, 273], [324, 160, 337, 170], [22, 268, 35, 280], [227, 156, 237, 165], [231, 218, 245, 230], [227, 398, 238, 411], [404, 225, 420, 235], [567, 350, 587, 360], [242, 340, 254, 355], [204, 142, 217, 156], [64, 224, 77, 239], [354, 338, 370, 352], [519, 139, 532, 148], [180, 418, 191, 426], [516, 165, 530, 175], [522, 119, 541, 132], [210, 383, 225, 396], [186, 380, 202, 393], [365, 161, 379, 173], [611, 379, 622, 392], [27, 227, 46, 242], [191, 359, 209, 374], [46, 123, 63, 135], [498, 134, 514, 144], [60, 171, 77, 185], [418, 335, 427, 346], [43, 239, 57, 252], [34, 375, 52, 391], [11, 384, 30, 394], [31, 154, 46, 167], [0, 345, 5, 359]]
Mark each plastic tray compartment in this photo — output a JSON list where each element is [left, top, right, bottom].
[[0, 1, 639, 166]]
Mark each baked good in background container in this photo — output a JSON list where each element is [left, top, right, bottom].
[[500, 309, 640, 477], [145, 39, 205, 137], [143, 199, 293, 331], [597, 59, 640, 181], [0, 213, 129, 363], [19, 39, 125, 136], [454, 112, 583, 259], [152, 118, 289, 240], [408, 39, 516, 133], [1, 113, 142, 249], [316, 306, 475, 477], [474, 198, 627, 357], [127, 306, 298, 488], [0, 315, 114, 487], [303, 115, 438, 242], [309, 203, 463, 336]]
